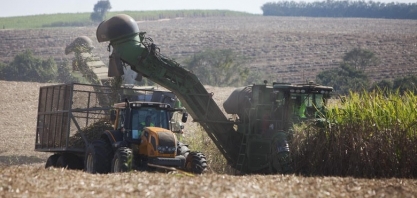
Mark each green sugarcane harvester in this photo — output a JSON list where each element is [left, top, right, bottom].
[[96, 14, 333, 174]]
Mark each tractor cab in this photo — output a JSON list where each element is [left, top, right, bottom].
[[111, 101, 187, 144]]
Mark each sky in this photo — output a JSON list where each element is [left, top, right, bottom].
[[1, 0, 416, 17]]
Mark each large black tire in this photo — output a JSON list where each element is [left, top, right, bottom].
[[111, 147, 133, 173], [56, 154, 84, 170], [45, 154, 60, 168], [185, 151, 207, 174], [177, 142, 190, 155], [271, 133, 293, 174], [84, 139, 113, 174], [271, 151, 293, 174]]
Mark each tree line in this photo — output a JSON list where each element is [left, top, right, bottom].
[[262, 0, 417, 19], [0, 50, 80, 83]]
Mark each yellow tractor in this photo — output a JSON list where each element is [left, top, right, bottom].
[[36, 83, 207, 174], [86, 100, 207, 173]]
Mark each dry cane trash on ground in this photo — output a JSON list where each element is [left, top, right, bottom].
[[1, 81, 417, 198]]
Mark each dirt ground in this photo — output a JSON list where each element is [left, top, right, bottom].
[[1, 80, 417, 197]]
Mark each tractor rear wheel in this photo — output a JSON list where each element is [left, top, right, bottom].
[[45, 154, 60, 168], [84, 139, 113, 174], [185, 151, 207, 174], [55, 154, 83, 170], [111, 147, 133, 173]]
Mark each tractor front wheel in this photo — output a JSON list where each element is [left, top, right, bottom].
[[111, 147, 133, 173], [185, 151, 207, 174]]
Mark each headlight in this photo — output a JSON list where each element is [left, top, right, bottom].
[[157, 146, 164, 152], [157, 146, 176, 153]]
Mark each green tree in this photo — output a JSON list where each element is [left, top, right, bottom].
[[316, 48, 377, 94], [393, 75, 417, 94], [343, 47, 378, 71], [184, 49, 250, 87], [369, 79, 393, 95], [0, 62, 6, 76], [90, 0, 112, 23], [316, 62, 370, 95], [0, 50, 57, 82]]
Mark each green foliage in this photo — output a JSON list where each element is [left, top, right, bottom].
[[343, 48, 378, 71], [0, 10, 252, 29], [184, 49, 250, 87], [262, 1, 417, 19], [291, 90, 417, 178], [0, 50, 57, 82], [71, 52, 101, 85], [0, 13, 92, 29], [316, 63, 370, 95], [316, 48, 377, 95], [392, 75, 417, 95], [0, 62, 6, 74], [0, 50, 80, 83], [370, 75, 417, 95], [56, 61, 80, 83], [90, 0, 112, 23], [370, 79, 393, 91]]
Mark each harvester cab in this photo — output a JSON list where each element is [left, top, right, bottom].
[[223, 81, 333, 173], [272, 81, 333, 125]]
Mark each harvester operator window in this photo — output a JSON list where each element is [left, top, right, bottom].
[[292, 93, 325, 119], [292, 95, 307, 119]]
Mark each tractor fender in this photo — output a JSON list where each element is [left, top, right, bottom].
[[101, 130, 123, 145]]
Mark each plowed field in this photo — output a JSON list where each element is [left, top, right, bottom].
[[1, 16, 417, 83]]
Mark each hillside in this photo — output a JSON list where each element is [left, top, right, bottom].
[[1, 80, 417, 197], [1, 16, 416, 83]]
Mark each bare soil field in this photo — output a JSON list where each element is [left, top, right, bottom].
[[1, 80, 417, 197], [1, 16, 417, 83]]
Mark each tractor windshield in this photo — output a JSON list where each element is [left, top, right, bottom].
[[130, 107, 169, 139]]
